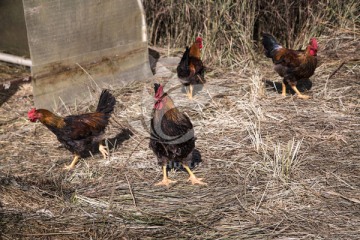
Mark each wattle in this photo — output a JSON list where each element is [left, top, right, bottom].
[[155, 101, 163, 110]]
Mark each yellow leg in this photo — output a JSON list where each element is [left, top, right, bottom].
[[184, 86, 189, 98], [63, 155, 80, 170], [185, 85, 193, 100], [183, 165, 207, 185], [282, 83, 287, 97], [99, 143, 109, 159], [188, 84, 193, 100], [290, 85, 310, 99], [155, 165, 177, 187]]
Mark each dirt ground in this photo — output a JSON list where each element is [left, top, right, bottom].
[[1, 37, 359, 239]]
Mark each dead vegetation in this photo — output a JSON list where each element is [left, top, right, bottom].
[[1, 34, 359, 239], [1, 1, 360, 239], [144, 0, 359, 68]]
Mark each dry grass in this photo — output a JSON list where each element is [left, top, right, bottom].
[[1, 33, 359, 239], [143, 0, 359, 67], [1, 1, 360, 238]]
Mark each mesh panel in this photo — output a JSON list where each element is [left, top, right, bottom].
[[23, 0, 151, 109]]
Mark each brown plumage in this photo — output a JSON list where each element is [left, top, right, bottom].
[[149, 83, 206, 186], [28, 89, 116, 170], [262, 33, 318, 99], [177, 37, 206, 99]]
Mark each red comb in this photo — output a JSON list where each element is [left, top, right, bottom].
[[155, 84, 163, 99], [195, 37, 203, 49], [28, 108, 36, 116], [310, 38, 318, 49]]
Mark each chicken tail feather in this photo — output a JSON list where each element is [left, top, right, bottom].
[[96, 90, 116, 115], [262, 33, 282, 58], [177, 47, 191, 78]]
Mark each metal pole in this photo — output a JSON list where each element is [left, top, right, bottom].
[[0, 52, 32, 67]]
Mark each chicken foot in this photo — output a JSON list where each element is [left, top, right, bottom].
[[290, 84, 310, 99], [99, 143, 109, 159], [63, 154, 80, 170], [155, 165, 177, 187], [183, 164, 207, 185]]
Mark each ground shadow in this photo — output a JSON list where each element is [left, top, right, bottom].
[[55, 128, 133, 166], [105, 128, 134, 151], [166, 148, 202, 171], [181, 84, 205, 97], [263, 78, 312, 94], [88, 128, 134, 156], [148, 48, 160, 75], [0, 84, 19, 107]]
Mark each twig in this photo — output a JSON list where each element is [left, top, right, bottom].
[[0, 117, 18, 126], [255, 181, 269, 212], [328, 61, 346, 80], [76, 63, 101, 91], [108, 180, 116, 211], [324, 60, 345, 96], [111, 118, 126, 130], [127, 136, 146, 161], [15, 232, 86, 236], [324, 191, 360, 204], [235, 194, 259, 222], [206, 89, 219, 108], [125, 174, 137, 207], [58, 96, 71, 115]]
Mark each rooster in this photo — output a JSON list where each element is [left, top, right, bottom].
[[262, 33, 318, 99], [28, 89, 116, 170], [149, 83, 206, 186], [177, 37, 206, 99]]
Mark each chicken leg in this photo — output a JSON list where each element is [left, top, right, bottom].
[[185, 85, 193, 100], [155, 165, 177, 187], [281, 82, 287, 97], [188, 84, 193, 100], [63, 154, 80, 170], [290, 84, 310, 99], [99, 143, 109, 159], [182, 164, 207, 185]]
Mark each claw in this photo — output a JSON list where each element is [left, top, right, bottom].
[[187, 175, 207, 185], [156, 165, 177, 187], [63, 164, 75, 171], [63, 155, 79, 171], [297, 94, 310, 99], [183, 165, 207, 186], [99, 144, 109, 159], [155, 178, 177, 187], [290, 85, 310, 100]]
